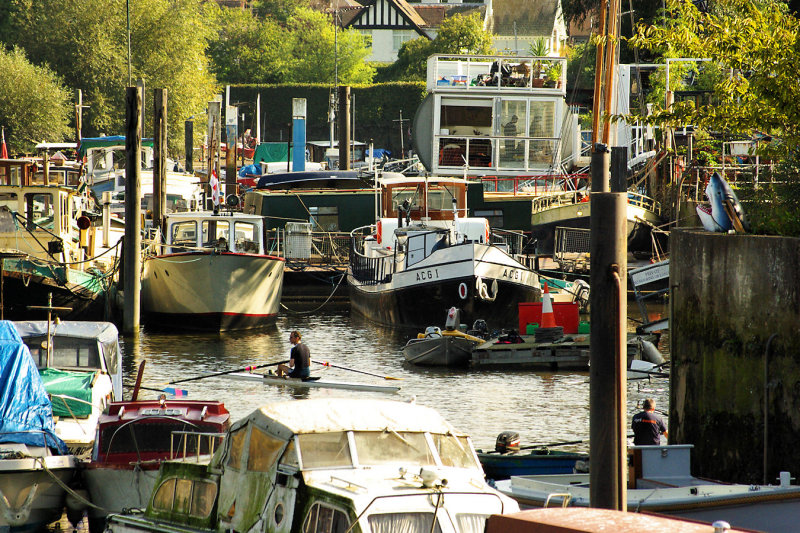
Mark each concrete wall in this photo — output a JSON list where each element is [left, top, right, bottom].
[[670, 229, 800, 484]]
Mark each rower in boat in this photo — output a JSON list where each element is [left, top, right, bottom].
[[276, 330, 311, 379]]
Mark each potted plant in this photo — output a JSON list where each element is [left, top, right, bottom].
[[529, 38, 549, 87], [545, 63, 562, 88]]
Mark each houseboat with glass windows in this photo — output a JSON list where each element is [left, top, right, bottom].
[[105, 398, 519, 533], [141, 211, 284, 331]]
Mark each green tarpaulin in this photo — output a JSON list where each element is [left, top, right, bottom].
[[253, 142, 293, 165], [39, 368, 96, 418]]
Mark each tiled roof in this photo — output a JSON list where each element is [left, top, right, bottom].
[[413, 4, 485, 28]]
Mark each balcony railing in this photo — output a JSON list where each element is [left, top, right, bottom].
[[427, 55, 567, 94]]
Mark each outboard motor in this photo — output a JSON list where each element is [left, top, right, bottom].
[[495, 431, 520, 454], [468, 319, 489, 339], [424, 326, 442, 338], [445, 307, 460, 331]]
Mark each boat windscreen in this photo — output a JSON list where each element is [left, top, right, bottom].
[[297, 432, 352, 469], [100, 422, 214, 455], [25, 335, 102, 370], [432, 434, 478, 469], [352, 431, 436, 466], [368, 513, 443, 533]]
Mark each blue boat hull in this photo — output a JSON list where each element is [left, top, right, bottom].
[[477, 449, 589, 480]]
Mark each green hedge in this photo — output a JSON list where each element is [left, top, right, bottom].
[[230, 82, 427, 156]]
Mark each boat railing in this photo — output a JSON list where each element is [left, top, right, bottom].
[[544, 492, 573, 508], [480, 174, 588, 196], [169, 431, 226, 461], [349, 225, 394, 285], [531, 190, 661, 216], [427, 55, 567, 94], [268, 228, 351, 265]]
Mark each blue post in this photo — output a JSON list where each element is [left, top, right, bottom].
[[292, 98, 306, 172]]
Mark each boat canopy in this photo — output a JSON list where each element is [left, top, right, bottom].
[[232, 398, 460, 436], [0, 321, 68, 453], [78, 136, 154, 157], [39, 368, 96, 418], [14, 321, 123, 400]]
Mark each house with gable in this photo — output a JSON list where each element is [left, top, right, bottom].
[[344, 0, 433, 62], [484, 0, 568, 56]]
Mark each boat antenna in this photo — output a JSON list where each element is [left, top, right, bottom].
[[26, 292, 71, 367]]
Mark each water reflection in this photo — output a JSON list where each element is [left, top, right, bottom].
[[119, 305, 669, 451]]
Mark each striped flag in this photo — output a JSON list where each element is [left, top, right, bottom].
[[1, 127, 7, 159], [209, 169, 220, 207]]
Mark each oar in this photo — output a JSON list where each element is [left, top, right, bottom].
[[522, 435, 636, 449], [169, 360, 289, 385], [312, 359, 403, 380]]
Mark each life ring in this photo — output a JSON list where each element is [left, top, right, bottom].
[[458, 282, 468, 300], [376, 220, 382, 244]]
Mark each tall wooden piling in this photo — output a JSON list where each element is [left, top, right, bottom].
[[338, 86, 351, 170], [589, 144, 628, 511], [153, 88, 167, 235], [123, 86, 142, 334]]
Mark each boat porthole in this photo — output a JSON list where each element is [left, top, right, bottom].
[[274, 503, 284, 525], [458, 282, 468, 300]]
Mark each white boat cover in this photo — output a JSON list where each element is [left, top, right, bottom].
[[232, 398, 461, 437]]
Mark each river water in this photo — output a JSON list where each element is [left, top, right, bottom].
[[119, 303, 669, 453]]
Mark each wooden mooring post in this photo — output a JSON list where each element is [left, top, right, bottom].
[[589, 144, 628, 511], [123, 86, 142, 334], [153, 88, 167, 236]]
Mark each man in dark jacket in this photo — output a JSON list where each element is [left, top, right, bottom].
[[632, 398, 667, 445]]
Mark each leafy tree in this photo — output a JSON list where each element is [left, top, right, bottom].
[[208, 8, 290, 84], [284, 7, 375, 84], [7, 0, 219, 154], [387, 12, 495, 81], [252, 0, 308, 23], [0, 46, 72, 153], [629, 0, 800, 155]]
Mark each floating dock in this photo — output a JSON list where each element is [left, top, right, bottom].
[[471, 333, 659, 370]]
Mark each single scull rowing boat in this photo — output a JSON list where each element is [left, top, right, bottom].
[[224, 372, 401, 393]]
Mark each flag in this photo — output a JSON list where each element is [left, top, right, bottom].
[[209, 169, 220, 207], [1, 128, 8, 159]]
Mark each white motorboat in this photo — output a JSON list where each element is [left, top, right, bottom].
[[348, 174, 540, 330], [14, 320, 123, 458], [141, 211, 284, 331], [106, 398, 519, 533], [0, 321, 77, 532], [495, 444, 800, 532]]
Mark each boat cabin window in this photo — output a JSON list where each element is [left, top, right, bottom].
[[352, 431, 436, 466], [297, 432, 352, 469], [0, 193, 17, 211], [151, 477, 217, 518], [455, 514, 489, 533], [303, 502, 350, 533], [308, 206, 339, 232], [202, 220, 229, 248], [233, 221, 259, 253], [24, 192, 55, 225], [247, 426, 284, 472], [431, 434, 478, 469], [279, 439, 299, 469], [25, 335, 101, 370], [170, 221, 197, 250], [368, 513, 442, 533], [226, 427, 247, 470], [99, 421, 220, 456]]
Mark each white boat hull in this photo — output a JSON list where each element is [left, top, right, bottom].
[[0, 455, 76, 530], [141, 252, 284, 331], [83, 465, 159, 520]]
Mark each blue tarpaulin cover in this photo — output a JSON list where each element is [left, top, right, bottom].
[[0, 321, 67, 453]]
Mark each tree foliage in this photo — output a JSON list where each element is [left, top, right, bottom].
[[629, 0, 800, 155], [252, 0, 309, 23], [208, 7, 374, 85], [6, 0, 219, 154], [386, 12, 495, 81], [286, 8, 375, 85], [0, 46, 72, 153]]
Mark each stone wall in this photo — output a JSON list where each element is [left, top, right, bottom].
[[670, 229, 800, 483]]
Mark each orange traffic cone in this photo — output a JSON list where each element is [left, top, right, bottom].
[[540, 282, 558, 328]]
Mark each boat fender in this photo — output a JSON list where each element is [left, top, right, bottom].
[[484, 220, 490, 244], [639, 338, 665, 365], [376, 220, 383, 245], [476, 277, 498, 302], [458, 282, 468, 300]]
